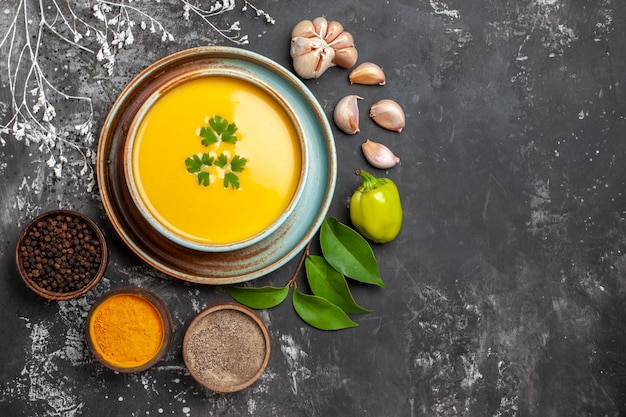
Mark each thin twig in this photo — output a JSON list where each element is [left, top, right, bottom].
[[288, 239, 313, 287]]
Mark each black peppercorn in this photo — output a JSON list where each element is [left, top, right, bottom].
[[18, 213, 104, 294]]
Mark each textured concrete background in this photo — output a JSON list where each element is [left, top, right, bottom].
[[1, 0, 625, 416]]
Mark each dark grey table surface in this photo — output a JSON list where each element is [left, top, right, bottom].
[[1, 1, 625, 416]]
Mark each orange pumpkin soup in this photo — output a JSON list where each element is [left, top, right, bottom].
[[130, 76, 302, 246]]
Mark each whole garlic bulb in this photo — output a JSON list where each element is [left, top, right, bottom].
[[290, 17, 358, 79]]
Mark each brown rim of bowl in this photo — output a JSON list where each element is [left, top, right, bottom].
[[182, 302, 271, 393], [14, 210, 109, 301], [86, 286, 173, 373]]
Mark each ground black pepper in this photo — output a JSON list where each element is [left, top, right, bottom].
[[184, 308, 268, 390], [18, 213, 103, 294]]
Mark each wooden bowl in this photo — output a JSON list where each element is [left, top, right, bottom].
[[15, 210, 108, 300], [86, 286, 173, 373], [182, 302, 270, 392]]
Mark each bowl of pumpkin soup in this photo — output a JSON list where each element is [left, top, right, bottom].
[[97, 46, 336, 284], [123, 67, 307, 252]]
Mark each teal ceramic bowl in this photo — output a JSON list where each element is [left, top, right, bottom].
[[122, 58, 309, 253], [97, 46, 336, 284]]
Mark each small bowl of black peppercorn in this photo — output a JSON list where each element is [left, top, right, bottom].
[[15, 210, 108, 301]]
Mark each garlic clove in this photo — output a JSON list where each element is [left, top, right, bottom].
[[328, 31, 354, 50], [349, 62, 386, 85], [290, 37, 335, 79], [369, 99, 406, 132], [333, 46, 358, 68], [312, 16, 329, 39], [325, 20, 344, 43], [291, 19, 315, 38], [333, 95, 362, 135], [361, 140, 400, 169]]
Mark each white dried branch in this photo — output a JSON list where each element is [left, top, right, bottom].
[[0, 0, 275, 195]]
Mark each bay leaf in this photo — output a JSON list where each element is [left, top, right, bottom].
[[320, 217, 384, 287], [292, 287, 358, 330], [225, 285, 289, 309], [305, 255, 371, 314]]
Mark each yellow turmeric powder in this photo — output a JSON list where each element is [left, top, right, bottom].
[[89, 293, 164, 369]]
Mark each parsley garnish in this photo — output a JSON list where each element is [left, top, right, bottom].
[[185, 153, 214, 186], [224, 172, 240, 189], [185, 115, 247, 189], [230, 154, 247, 172], [200, 115, 238, 146]]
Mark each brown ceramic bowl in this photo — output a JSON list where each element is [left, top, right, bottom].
[[15, 210, 108, 301], [86, 286, 173, 373], [182, 302, 270, 392]]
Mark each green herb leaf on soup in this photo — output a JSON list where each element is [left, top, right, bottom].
[[292, 287, 358, 330], [305, 255, 371, 314], [320, 217, 384, 287], [226, 285, 290, 309], [214, 153, 228, 168], [223, 172, 240, 189], [221, 122, 239, 144], [201, 153, 214, 166], [185, 154, 203, 173], [206, 115, 238, 144], [199, 126, 218, 146], [197, 171, 210, 186], [230, 154, 247, 172]]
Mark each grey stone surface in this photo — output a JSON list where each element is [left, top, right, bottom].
[[1, 0, 625, 416]]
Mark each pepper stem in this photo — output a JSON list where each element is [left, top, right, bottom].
[[355, 169, 387, 193]]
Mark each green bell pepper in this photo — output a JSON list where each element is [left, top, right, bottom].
[[349, 169, 402, 244]]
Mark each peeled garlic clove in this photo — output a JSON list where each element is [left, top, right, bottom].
[[362, 140, 400, 169], [334, 95, 362, 135], [369, 99, 406, 132], [349, 62, 386, 85], [290, 37, 335, 79]]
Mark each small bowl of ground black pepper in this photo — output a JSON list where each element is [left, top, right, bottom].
[[15, 210, 108, 301], [183, 302, 271, 393]]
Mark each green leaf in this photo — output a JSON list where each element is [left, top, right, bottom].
[[209, 115, 228, 133], [226, 285, 289, 309], [201, 153, 214, 166], [197, 171, 210, 186], [185, 155, 203, 173], [224, 172, 240, 189], [292, 287, 358, 331], [320, 217, 384, 287], [230, 154, 247, 172], [221, 122, 238, 144], [202, 116, 239, 145], [199, 126, 218, 146], [305, 255, 371, 314], [215, 153, 228, 168]]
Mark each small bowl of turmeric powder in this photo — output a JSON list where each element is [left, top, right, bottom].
[[86, 286, 173, 373]]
